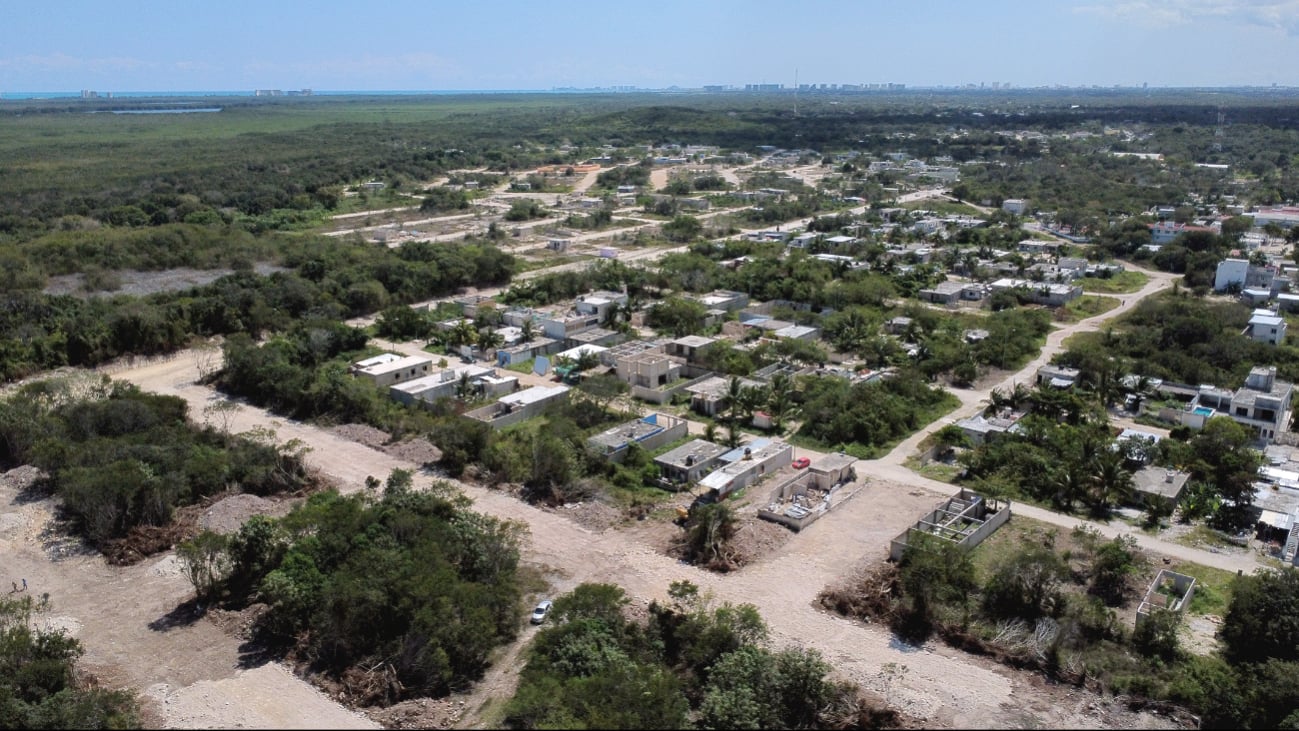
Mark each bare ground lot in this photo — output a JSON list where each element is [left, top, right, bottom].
[[0, 348, 1185, 729], [43, 264, 286, 298]]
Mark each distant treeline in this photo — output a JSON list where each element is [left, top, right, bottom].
[[6, 93, 1299, 237], [0, 237, 514, 382]]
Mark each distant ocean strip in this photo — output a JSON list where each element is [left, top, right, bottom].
[[0, 90, 592, 100]]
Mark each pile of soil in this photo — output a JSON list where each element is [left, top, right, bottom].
[[365, 698, 466, 729], [330, 424, 442, 467], [384, 437, 441, 466], [198, 493, 288, 534], [557, 500, 623, 532], [727, 515, 795, 567], [331, 424, 391, 450]]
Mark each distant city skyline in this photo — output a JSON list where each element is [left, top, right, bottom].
[[5, 1, 1299, 92]]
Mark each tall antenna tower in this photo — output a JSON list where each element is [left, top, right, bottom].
[[794, 68, 799, 117], [1213, 105, 1225, 152]]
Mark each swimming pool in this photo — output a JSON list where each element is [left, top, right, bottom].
[[1193, 407, 1214, 417]]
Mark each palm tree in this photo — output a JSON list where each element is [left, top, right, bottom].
[[455, 371, 474, 400], [703, 422, 719, 444], [1009, 382, 1031, 409], [738, 384, 769, 427], [1090, 452, 1135, 517], [1049, 467, 1087, 512], [448, 319, 478, 348], [520, 318, 536, 342], [575, 349, 601, 373], [479, 327, 505, 352], [725, 376, 745, 448], [766, 372, 796, 433], [985, 387, 1012, 416]]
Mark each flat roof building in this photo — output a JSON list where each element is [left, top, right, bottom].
[[655, 439, 729, 487], [350, 353, 434, 387], [587, 413, 688, 462]]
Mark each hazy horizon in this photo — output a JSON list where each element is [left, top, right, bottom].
[[7, 1, 1299, 92]]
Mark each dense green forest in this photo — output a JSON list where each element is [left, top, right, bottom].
[[0, 595, 140, 729], [0, 237, 513, 381], [6, 90, 1299, 238], [1059, 292, 1299, 387], [505, 581, 896, 729], [823, 528, 1299, 729], [0, 378, 315, 558], [182, 475, 526, 705]]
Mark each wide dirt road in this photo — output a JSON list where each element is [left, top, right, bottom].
[[84, 350, 1177, 729]]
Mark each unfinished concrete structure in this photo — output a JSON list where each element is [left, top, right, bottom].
[[889, 489, 1011, 561], [586, 413, 688, 463], [464, 385, 571, 429], [389, 364, 517, 407], [654, 439, 729, 488], [758, 453, 863, 531], [1136, 569, 1196, 630]]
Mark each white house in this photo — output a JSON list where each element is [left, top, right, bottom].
[[1249, 309, 1287, 346], [350, 354, 433, 387]]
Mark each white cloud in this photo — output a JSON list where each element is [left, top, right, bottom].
[[0, 53, 152, 73], [1075, 0, 1299, 34]]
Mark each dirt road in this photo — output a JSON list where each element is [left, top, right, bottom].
[[73, 349, 1179, 729], [0, 459, 378, 730]]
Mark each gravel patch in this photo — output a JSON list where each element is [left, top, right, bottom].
[[43, 264, 286, 298], [330, 424, 442, 466], [331, 424, 391, 450], [385, 437, 442, 466], [198, 493, 292, 534]]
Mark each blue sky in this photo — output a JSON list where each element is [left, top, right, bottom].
[[3, 1, 1299, 91]]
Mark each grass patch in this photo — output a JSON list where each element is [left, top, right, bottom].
[[1169, 524, 1243, 551], [1080, 271, 1150, 294], [472, 696, 510, 731], [1163, 559, 1238, 617], [505, 358, 537, 374], [1058, 294, 1120, 323], [969, 516, 1072, 582], [514, 254, 592, 273], [916, 462, 962, 483]]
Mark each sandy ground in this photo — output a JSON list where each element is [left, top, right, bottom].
[[649, 168, 670, 192], [0, 464, 377, 729]]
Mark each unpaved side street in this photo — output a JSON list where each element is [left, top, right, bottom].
[[71, 350, 1178, 729], [0, 261, 1202, 729]]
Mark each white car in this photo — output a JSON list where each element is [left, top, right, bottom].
[[530, 600, 553, 625]]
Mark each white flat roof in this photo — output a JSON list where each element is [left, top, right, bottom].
[[501, 384, 570, 406], [354, 354, 432, 376], [353, 352, 403, 369], [557, 343, 609, 361]]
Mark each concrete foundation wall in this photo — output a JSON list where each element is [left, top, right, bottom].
[[602, 419, 689, 463], [632, 373, 713, 405], [889, 490, 1010, 561], [958, 499, 1011, 549], [760, 481, 866, 532]]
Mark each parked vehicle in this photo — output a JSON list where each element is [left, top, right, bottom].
[[530, 599, 553, 624]]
